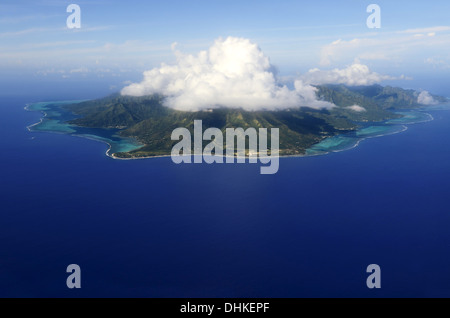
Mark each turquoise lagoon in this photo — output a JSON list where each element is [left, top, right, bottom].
[[306, 108, 448, 156], [26, 101, 143, 155]]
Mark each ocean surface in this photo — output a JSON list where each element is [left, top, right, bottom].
[[1, 94, 450, 297]]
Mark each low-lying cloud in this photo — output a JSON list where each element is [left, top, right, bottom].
[[418, 91, 437, 105], [122, 37, 393, 111], [301, 63, 395, 86], [345, 105, 367, 112]]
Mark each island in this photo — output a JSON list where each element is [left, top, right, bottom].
[[27, 84, 447, 159]]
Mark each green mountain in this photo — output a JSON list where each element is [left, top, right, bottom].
[[64, 85, 445, 158]]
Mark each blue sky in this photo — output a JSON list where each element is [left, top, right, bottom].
[[1, 0, 450, 97]]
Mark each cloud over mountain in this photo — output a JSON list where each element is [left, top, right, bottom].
[[301, 63, 395, 86], [122, 37, 334, 111], [345, 105, 367, 112], [418, 91, 437, 105], [122, 37, 392, 111]]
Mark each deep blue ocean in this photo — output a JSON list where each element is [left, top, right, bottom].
[[1, 93, 450, 298]]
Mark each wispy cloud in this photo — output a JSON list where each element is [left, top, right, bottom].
[[425, 57, 450, 70], [64, 25, 115, 33], [301, 63, 399, 86], [0, 39, 175, 71], [0, 27, 59, 38], [231, 23, 361, 34], [0, 14, 63, 24], [0, 25, 113, 38], [399, 26, 450, 34], [0, 40, 96, 51], [319, 26, 450, 66]]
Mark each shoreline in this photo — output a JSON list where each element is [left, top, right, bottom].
[[108, 124, 410, 161], [25, 104, 47, 132], [26, 101, 438, 162]]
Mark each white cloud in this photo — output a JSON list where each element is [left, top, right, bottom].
[[0, 27, 58, 38], [425, 57, 450, 69], [319, 26, 450, 67], [413, 32, 437, 38], [122, 37, 335, 111], [301, 63, 394, 86], [345, 105, 366, 112], [69, 67, 89, 74], [399, 26, 450, 34], [417, 91, 437, 105], [35, 68, 68, 77], [293, 80, 336, 109]]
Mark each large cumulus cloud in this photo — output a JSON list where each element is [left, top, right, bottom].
[[121, 37, 334, 111], [417, 91, 437, 105], [121, 37, 393, 111]]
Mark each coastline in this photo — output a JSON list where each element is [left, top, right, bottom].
[[107, 109, 436, 160], [25, 103, 47, 132], [26, 100, 440, 161], [108, 124, 410, 161]]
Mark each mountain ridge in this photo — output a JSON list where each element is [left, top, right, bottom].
[[64, 84, 446, 158]]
